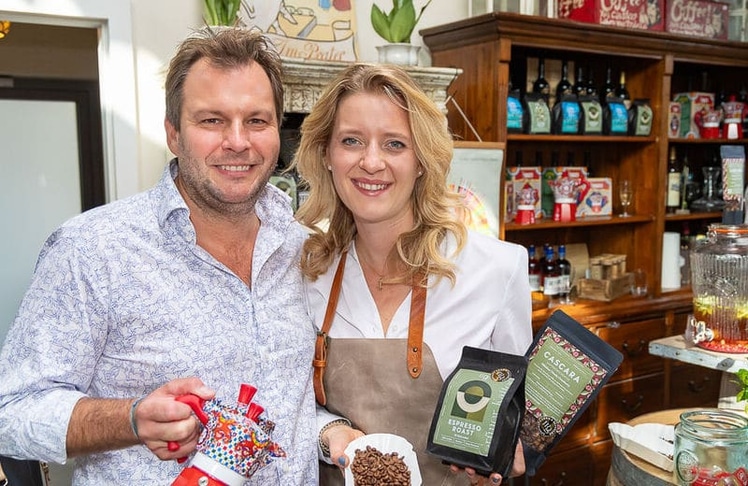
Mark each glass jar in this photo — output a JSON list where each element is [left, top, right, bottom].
[[674, 409, 748, 486], [689, 224, 748, 353]]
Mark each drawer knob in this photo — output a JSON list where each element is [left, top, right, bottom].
[[688, 378, 709, 393], [541, 472, 566, 486], [621, 394, 644, 413], [621, 339, 647, 357]]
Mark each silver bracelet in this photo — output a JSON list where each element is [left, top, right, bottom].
[[319, 418, 351, 458], [129, 397, 145, 440]]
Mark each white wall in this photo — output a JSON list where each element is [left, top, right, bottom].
[[1, 0, 469, 192]]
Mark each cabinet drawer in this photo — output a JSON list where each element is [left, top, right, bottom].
[[522, 445, 595, 486], [595, 373, 666, 439], [596, 318, 666, 382], [669, 362, 721, 409]]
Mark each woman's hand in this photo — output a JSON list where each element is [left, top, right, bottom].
[[323, 423, 365, 469], [449, 439, 526, 485]]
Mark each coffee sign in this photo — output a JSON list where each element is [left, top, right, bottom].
[[666, 0, 729, 39]]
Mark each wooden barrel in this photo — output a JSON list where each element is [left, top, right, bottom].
[[606, 408, 694, 486]]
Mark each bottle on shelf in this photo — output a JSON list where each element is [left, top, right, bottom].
[[557, 244, 572, 302], [573, 64, 586, 96], [555, 59, 573, 102], [680, 151, 692, 212], [532, 56, 550, 104], [585, 65, 598, 97], [667, 147, 681, 214], [528, 244, 541, 292], [538, 243, 549, 292], [615, 70, 631, 110], [600, 64, 616, 104], [542, 245, 560, 299]]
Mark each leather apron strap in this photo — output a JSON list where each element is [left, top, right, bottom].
[[313, 252, 348, 406], [407, 278, 427, 378]]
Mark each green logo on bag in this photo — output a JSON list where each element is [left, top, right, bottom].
[[451, 380, 492, 421]]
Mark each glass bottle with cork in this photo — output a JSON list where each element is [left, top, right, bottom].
[[542, 245, 560, 300], [555, 60, 573, 104], [615, 70, 631, 110], [667, 147, 681, 214], [557, 244, 573, 304], [532, 56, 550, 105], [527, 244, 541, 293], [600, 63, 616, 104]]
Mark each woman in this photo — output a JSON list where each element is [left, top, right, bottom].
[[293, 63, 532, 485]]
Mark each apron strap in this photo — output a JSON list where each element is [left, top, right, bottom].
[[407, 272, 427, 378], [314, 252, 348, 406]]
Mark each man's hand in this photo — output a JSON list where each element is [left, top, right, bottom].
[[66, 376, 214, 459], [132, 377, 215, 460]]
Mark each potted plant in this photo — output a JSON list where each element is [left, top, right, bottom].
[[735, 369, 748, 413], [204, 0, 244, 26], [371, 0, 433, 66]]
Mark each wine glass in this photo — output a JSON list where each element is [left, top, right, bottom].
[[619, 179, 633, 217], [557, 268, 575, 305]]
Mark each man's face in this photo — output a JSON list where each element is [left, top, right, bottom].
[[165, 58, 280, 217]]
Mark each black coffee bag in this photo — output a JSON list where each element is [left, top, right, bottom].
[[521, 310, 623, 476], [427, 346, 527, 478]]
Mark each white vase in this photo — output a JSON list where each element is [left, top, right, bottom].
[[376, 43, 420, 66]]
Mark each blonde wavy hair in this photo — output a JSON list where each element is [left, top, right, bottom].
[[293, 63, 467, 286]]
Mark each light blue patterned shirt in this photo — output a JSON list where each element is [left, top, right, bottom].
[[0, 160, 318, 485]]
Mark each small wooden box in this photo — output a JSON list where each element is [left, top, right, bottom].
[[577, 273, 634, 302]]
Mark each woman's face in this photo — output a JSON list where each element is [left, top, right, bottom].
[[327, 91, 421, 232]]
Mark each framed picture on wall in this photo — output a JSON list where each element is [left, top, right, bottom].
[[447, 141, 505, 239]]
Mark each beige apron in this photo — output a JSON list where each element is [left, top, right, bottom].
[[316, 254, 470, 486]]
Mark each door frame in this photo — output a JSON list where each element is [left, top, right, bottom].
[[0, 78, 105, 210]]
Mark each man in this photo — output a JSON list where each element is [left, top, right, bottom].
[[0, 27, 317, 484]]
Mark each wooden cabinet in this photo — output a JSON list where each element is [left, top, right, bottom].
[[421, 13, 748, 297], [422, 15, 748, 483]]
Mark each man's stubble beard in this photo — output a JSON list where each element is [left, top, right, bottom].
[[177, 150, 278, 219]]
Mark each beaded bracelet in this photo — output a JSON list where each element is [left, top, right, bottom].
[[319, 418, 351, 458], [129, 397, 145, 441]]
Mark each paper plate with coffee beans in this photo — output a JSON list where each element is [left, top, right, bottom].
[[344, 433, 421, 486]]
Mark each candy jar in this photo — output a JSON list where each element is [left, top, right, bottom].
[[514, 182, 539, 225], [673, 409, 748, 486], [689, 224, 748, 353], [722, 96, 745, 140]]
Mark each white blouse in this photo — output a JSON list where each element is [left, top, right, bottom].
[[305, 230, 534, 380]]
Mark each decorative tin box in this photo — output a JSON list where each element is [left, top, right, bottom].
[[558, 0, 665, 31]]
